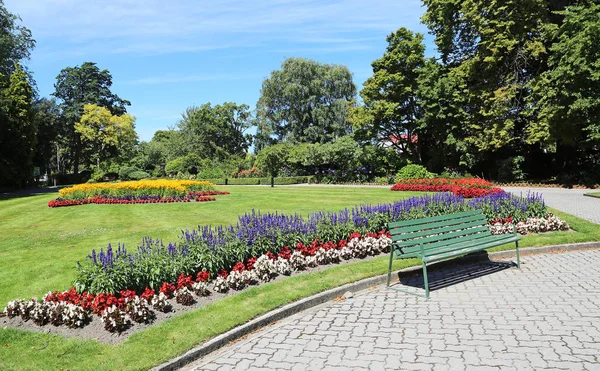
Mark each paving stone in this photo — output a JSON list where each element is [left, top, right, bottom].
[[187, 251, 600, 371]]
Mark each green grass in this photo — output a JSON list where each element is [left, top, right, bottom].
[[0, 186, 422, 308], [585, 192, 600, 199], [0, 186, 599, 370]]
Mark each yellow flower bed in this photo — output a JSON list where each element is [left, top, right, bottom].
[[59, 180, 215, 200]]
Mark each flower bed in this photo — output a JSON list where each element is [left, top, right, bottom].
[[391, 177, 504, 197], [48, 189, 230, 208], [5, 192, 570, 334], [58, 180, 216, 200]]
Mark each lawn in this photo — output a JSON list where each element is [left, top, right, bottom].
[[0, 185, 599, 370], [585, 191, 600, 199]]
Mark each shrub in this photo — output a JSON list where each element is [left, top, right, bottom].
[[128, 170, 150, 180], [497, 156, 527, 182], [396, 164, 435, 181], [118, 166, 142, 181]]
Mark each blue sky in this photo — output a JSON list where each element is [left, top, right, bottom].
[[7, 0, 434, 141]]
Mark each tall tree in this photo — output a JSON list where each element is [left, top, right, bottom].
[[0, 63, 35, 187], [178, 102, 252, 160], [527, 2, 600, 170], [52, 62, 130, 174], [0, 0, 35, 78], [32, 97, 64, 176], [257, 57, 356, 144], [74, 104, 137, 169], [353, 28, 426, 161]]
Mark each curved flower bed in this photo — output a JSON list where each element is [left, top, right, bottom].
[[391, 178, 504, 197], [48, 191, 229, 208], [58, 180, 216, 200], [5, 192, 570, 334]]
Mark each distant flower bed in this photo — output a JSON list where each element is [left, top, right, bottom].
[[58, 180, 216, 200], [391, 177, 504, 198], [5, 192, 570, 334], [49, 181, 229, 207]]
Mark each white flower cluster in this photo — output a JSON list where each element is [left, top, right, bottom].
[[126, 297, 154, 324], [101, 305, 132, 333], [191, 281, 210, 296], [174, 287, 196, 305], [60, 303, 89, 328], [226, 271, 246, 290], [289, 251, 307, 270], [151, 292, 172, 312], [276, 257, 292, 275], [489, 215, 569, 235], [212, 276, 229, 293], [253, 255, 277, 281]]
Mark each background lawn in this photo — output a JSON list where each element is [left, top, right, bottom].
[[0, 185, 421, 307], [1, 186, 599, 371]]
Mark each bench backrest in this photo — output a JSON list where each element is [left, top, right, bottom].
[[388, 210, 490, 256]]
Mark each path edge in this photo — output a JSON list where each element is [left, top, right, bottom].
[[152, 241, 600, 371]]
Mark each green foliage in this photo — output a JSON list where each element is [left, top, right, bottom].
[[497, 156, 527, 182], [52, 62, 131, 174], [128, 170, 150, 181], [0, 2, 35, 78], [256, 57, 356, 144], [355, 28, 425, 161], [118, 166, 142, 181], [88, 168, 104, 183], [165, 154, 205, 175], [0, 63, 35, 187], [255, 143, 291, 178], [396, 164, 435, 180], [75, 104, 137, 170], [178, 102, 252, 161]]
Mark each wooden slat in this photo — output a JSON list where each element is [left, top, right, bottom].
[[422, 235, 520, 262], [390, 214, 486, 235], [397, 230, 493, 255], [391, 218, 487, 242], [396, 233, 516, 257], [387, 210, 482, 229], [394, 225, 490, 249]]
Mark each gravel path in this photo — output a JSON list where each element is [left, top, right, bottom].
[[183, 250, 600, 371], [502, 187, 600, 224]]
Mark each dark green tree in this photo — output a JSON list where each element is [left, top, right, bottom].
[[257, 57, 356, 144], [0, 63, 35, 187], [354, 28, 426, 161], [32, 97, 64, 176], [178, 102, 252, 160], [0, 0, 35, 78], [52, 62, 131, 174]]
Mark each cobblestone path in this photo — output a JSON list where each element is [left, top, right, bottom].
[[184, 250, 600, 371]]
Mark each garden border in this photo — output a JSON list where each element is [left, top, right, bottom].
[[151, 241, 600, 371]]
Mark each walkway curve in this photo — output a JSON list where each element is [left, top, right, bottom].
[[501, 187, 600, 225], [183, 250, 600, 371]]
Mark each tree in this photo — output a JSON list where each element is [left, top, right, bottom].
[[178, 102, 252, 160], [354, 28, 426, 161], [527, 3, 600, 170], [0, 0, 35, 78], [257, 57, 356, 144], [0, 63, 35, 187], [32, 97, 64, 176], [74, 104, 137, 169], [255, 143, 292, 186], [53, 62, 131, 174]]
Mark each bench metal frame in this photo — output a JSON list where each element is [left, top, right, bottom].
[[386, 210, 521, 298]]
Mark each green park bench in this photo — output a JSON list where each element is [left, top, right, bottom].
[[386, 209, 521, 298]]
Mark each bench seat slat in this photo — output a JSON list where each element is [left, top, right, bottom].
[[387, 210, 482, 229], [390, 214, 487, 235], [391, 218, 488, 242], [394, 225, 490, 249], [396, 230, 493, 255], [422, 235, 520, 262]]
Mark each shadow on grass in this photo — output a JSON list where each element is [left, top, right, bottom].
[[0, 187, 63, 201]]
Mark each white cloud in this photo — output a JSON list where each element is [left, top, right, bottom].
[[6, 0, 427, 57]]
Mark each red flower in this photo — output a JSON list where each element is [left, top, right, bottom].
[[232, 262, 246, 272], [217, 269, 229, 279], [278, 246, 292, 260], [119, 289, 137, 300], [196, 271, 211, 282], [245, 257, 257, 271], [176, 273, 194, 289], [141, 287, 155, 301], [159, 282, 176, 298]]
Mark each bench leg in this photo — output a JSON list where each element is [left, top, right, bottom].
[[515, 241, 521, 269], [422, 260, 430, 299], [386, 249, 394, 287]]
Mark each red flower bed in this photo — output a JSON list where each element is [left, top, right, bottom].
[[391, 178, 504, 198], [48, 191, 229, 208]]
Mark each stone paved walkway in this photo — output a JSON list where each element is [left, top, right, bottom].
[[184, 250, 600, 371], [502, 187, 600, 225]]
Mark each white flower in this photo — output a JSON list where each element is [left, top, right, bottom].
[[275, 257, 292, 275], [289, 251, 307, 270], [213, 276, 229, 293]]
